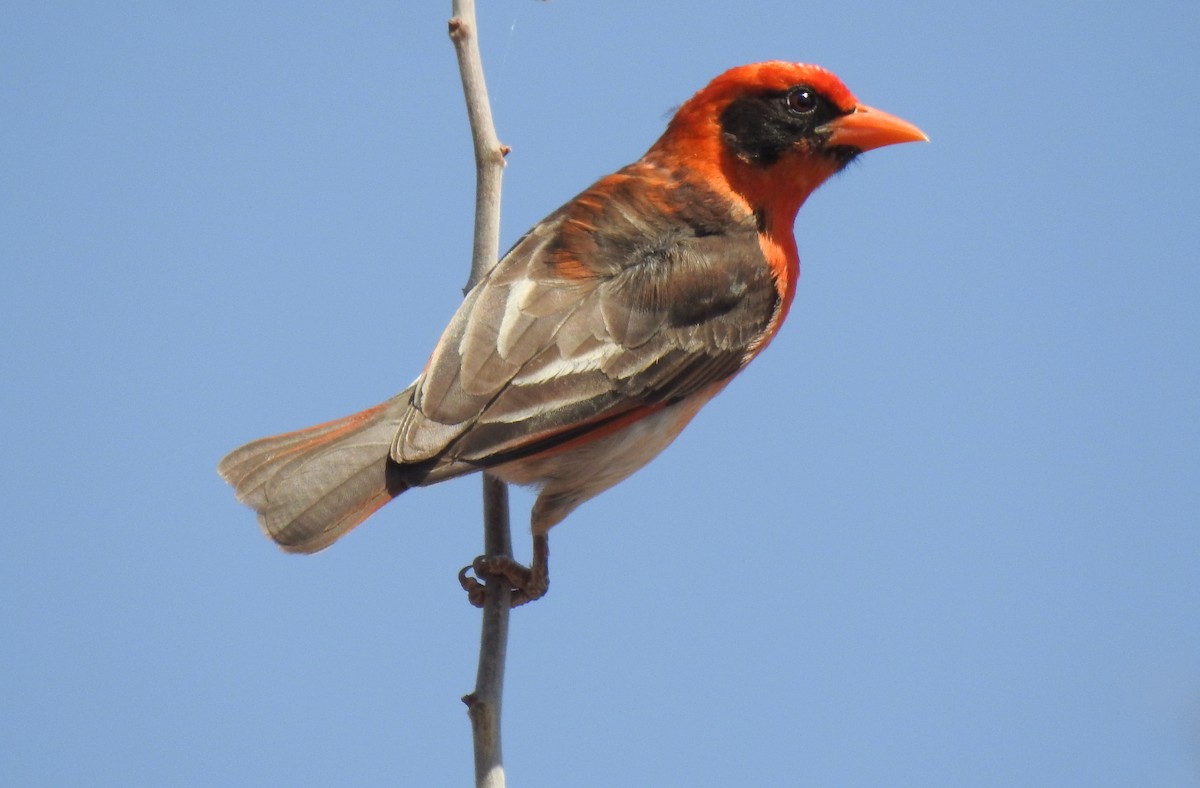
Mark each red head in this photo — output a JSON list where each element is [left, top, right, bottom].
[[650, 62, 927, 223]]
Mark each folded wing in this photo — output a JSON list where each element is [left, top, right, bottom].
[[393, 165, 780, 472]]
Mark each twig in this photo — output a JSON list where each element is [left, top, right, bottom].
[[451, 3, 509, 293], [448, 3, 512, 787], [463, 475, 512, 788]]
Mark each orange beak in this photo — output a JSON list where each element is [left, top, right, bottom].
[[822, 104, 928, 151]]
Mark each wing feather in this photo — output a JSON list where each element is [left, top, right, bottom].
[[393, 164, 779, 469]]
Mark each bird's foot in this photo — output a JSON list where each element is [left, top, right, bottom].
[[458, 534, 549, 608]]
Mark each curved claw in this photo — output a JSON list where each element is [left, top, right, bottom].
[[457, 535, 550, 608], [458, 564, 488, 608]]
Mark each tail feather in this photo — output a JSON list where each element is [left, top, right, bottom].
[[218, 390, 414, 553]]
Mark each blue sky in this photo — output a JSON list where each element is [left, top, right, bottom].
[[3, 2, 1197, 785]]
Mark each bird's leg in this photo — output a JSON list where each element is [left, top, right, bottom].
[[459, 533, 550, 608]]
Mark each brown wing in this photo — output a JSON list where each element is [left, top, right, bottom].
[[392, 164, 779, 471]]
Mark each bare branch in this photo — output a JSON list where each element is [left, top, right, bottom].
[[462, 475, 512, 788], [448, 5, 509, 293], [448, 3, 513, 787]]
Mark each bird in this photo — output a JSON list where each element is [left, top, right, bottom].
[[218, 61, 926, 605]]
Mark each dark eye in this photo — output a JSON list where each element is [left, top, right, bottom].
[[786, 87, 818, 115]]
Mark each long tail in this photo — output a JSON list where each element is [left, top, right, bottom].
[[218, 389, 414, 553]]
